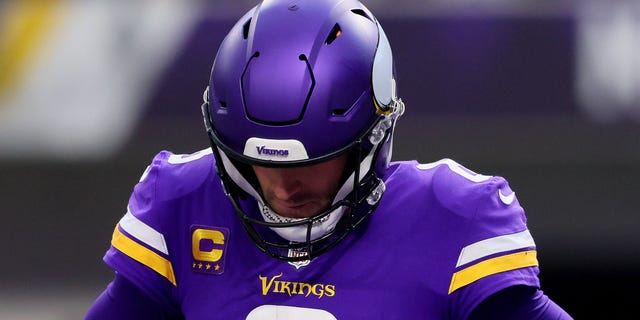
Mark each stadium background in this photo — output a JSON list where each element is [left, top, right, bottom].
[[1, 1, 638, 318]]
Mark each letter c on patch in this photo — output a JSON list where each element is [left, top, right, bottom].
[[192, 229, 226, 262]]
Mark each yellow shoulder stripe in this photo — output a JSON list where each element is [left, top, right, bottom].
[[111, 225, 177, 286], [448, 250, 537, 294]]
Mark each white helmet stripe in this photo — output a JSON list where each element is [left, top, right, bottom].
[[372, 18, 395, 108]]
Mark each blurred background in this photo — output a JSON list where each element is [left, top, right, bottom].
[[1, 0, 638, 318]]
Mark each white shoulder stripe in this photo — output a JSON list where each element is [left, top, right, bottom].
[[456, 229, 535, 267], [417, 159, 492, 183], [167, 148, 212, 164], [119, 207, 169, 255]]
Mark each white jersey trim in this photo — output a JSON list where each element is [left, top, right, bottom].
[[456, 229, 535, 267], [417, 158, 492, 183], [247, 305, 337, 320], [167, 148, 212, 164], [119, 207, 169, 255]]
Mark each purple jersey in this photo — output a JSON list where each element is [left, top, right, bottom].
[[103, 149, 540, 319]]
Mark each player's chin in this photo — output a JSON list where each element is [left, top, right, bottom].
[[274, 202, 325, 219]]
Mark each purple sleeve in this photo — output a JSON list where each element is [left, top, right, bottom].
[[469, 285, 573, 320], [85, 273, 183, 320]]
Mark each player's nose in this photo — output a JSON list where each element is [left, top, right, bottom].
[[271, 169, 303, 200]]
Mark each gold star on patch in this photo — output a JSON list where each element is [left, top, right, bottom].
[[198, 263, 203, 269], [214, 264, 220, 271], [206, 264, 211, 270]]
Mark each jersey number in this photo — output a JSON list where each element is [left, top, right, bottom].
[[246, 305, 337, 320]]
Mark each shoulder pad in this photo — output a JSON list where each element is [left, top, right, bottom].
[[139, 148, 215, 201], [108, 148, 217, 289], [418, 159, 519, 219]]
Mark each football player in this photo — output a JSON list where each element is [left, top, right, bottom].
[[86, 0, 572, 318]]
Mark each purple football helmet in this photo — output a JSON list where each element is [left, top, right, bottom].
[[202, 0, 404, 261]]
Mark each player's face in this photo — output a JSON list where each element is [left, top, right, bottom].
[[252, 154, 348, 219]]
